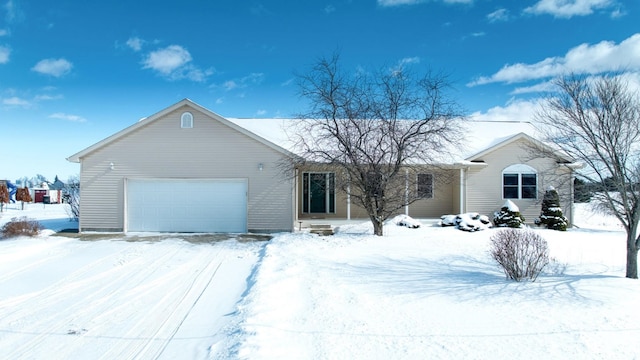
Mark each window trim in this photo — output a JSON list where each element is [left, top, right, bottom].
[[181, 111, 193, 128], [502, 164, 537, 200]]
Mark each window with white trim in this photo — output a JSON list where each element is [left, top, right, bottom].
[[417, 173, 434, 198], [181, 112, 193, 128], [503, 164, 537, 199]]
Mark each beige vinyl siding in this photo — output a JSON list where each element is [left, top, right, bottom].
[[465, 138, 573, 223], [296, 166, 456, 220], [78, 105, 293, 232], [407, 170, 456, 218]]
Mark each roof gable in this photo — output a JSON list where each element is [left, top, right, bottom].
[[465, 132, 575, 164], [67, 99, 294, 163]]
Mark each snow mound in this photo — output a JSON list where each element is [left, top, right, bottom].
[[389, 214, 421, 228], [502, 199, 520, 212], [440, 212, 491, 232]]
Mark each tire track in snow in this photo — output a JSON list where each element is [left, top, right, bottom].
[[0, 238, 91, 285], [96, 246, 226, 360], [1, 241, 188, 360]]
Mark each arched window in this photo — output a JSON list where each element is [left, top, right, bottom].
[[181, 112, 193, 128], [502, 164, 537, 199]]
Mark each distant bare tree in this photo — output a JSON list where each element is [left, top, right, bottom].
[[290, 54, 464, 235], [65, 175, 80, 221], [535, 74, 640, 278]]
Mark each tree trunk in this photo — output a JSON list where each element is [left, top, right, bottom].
[[626, 234, 638, 279], [371, 216, 384, 236]]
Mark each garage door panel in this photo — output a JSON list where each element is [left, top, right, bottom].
[[126, 179, 247, 233]]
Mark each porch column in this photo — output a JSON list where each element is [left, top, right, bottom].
[[347, 181, 351, 220], [459, 168, 465, 214], [405, 169, 409, 215]]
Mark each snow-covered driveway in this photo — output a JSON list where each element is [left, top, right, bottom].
[[0, 235, 265, 359]]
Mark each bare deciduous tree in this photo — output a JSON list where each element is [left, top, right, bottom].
[[536, 74, 640, 278], [64, 175, 80, 221], [290, 54, 464, 235]]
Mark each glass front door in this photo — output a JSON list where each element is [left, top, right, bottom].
[[303, 172, 335, 213]]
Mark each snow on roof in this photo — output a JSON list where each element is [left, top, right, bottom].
[[228, 118, 542, 163]]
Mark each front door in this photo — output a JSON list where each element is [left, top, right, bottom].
[[303, 172, 335, 214], [309, 173, 327, 213]]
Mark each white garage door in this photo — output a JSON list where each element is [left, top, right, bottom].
[[126, 179, 247, 233]]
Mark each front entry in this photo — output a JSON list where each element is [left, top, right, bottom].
[[303, 172, 335, 214]]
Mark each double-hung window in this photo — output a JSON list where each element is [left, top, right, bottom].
[[503, 164, 537, 199], [417, 173, 434, 198]]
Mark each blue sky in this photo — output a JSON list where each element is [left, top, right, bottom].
[[1, 0, 639, 183]]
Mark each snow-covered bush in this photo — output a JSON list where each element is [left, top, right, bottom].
[[390, 214, 421, 228], [440, 212, 491, 232], [1, 217, 42, 239], [493, 200, 525, 228], [490, 228, 549, 282], [535, 187, 568, 231]]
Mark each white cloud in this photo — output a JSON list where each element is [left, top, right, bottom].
[[31, 58, 73, 77], [223, 80, 238, 91], [256, 109, 267, 116], [126, 36, 144, 52], [524, 0, 615, 18], [4, 0, 17, 22], [391, 57, 421, 73], [324, 5, 336, 14], [49, 113, 87, 123], [221, 73, 265, 91], [468, 99, 541, 122], [142, 45, 211, 82], [0, 45, 9, 63], [143, 45, 191, 75], [2, 96, 30, 107], [399, 56, 420, 66], [469, 33, 640, 86], [510, 80, 556, 95], [34, 93, 63, 101], [487, 8, 509, 22], [0, 29, 7, 36]]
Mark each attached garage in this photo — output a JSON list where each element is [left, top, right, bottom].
[[67, 99, 294, 234], [126, 178, 248, 233]]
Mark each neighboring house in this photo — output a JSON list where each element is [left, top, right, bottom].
[[68, 99, 580, 233]]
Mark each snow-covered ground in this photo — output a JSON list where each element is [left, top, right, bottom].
[[1, 202, 640, 359]]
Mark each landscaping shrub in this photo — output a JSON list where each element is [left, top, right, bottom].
[[1, 217, 42, 239], [489, 228, 549, 282], [493, 200, 525, 228], [535, 187, 568, 231], [440, 213, 491, 232]]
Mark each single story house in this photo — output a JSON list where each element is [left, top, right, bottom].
[[67, 99, 580, 233]]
